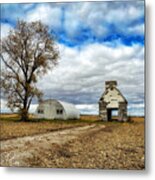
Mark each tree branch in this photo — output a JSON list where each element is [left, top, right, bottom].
[[1, 54, 26, 89]]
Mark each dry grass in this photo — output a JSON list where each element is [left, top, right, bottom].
[[0, 114, 144, 169], [80, 115, 144, 123], [0, 114, 89, 140], [28, 118, 144, 169], [80, 115, 100, 121], [0, 114, 144, 141], [0, 113, 37, 120], [0, 119, 88, 141], [0, 113, 19, 118], [128, 116, 144, 122]]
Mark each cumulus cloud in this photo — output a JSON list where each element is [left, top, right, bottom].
[[36, 42, 144, 115], [1, 1, 144, 46], [1, 99, 10, 113], [1, 99, 38, 114], [0, 1, 145, 116], [76, 104, 98, 115], [62, 1, 144, 42], [26, 4, 62, 30], [1, 23, 13, 38], [128, 24, 144, 35]]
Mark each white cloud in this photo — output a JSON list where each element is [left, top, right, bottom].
[[26, 4, 62, 30], [36, 42, 144, 115], [13, 1, 144, 39], [1, 23, 13, 38], [128, 103, 144, 109], [1, 2, 144, 116], [1, 33, 144, 115], [1, 99, 38, 114], [76, 104, 98, 115], [1, 99, 10, 113], [105, 3, 143, 24], [63, 1, 144, 38], [128, 24, 144, 35]]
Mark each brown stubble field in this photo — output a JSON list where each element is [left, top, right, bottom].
[[0, 114, 93, 141], [0, 114, 144, 170]]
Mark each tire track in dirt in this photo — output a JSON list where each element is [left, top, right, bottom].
[[0, 124, 105, 167]]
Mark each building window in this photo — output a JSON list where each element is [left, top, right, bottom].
[[56, 109, 63, 114], [38, 109, 44, 114]]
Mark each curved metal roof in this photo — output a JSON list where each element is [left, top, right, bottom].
[[39, 99, 80, 119], [57, 100, 80, 119]]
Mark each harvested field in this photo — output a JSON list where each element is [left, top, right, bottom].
[[0, 120, 92, 141], [0, 114, 101, 140], [80, 115, 100, 121], [0, 115, 145, 170]]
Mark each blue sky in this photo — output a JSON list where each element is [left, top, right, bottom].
[[1, 1, 145, 116]]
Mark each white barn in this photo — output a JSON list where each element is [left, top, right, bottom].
[[35, 99, 80, 120], [99, 81, 128, 122]]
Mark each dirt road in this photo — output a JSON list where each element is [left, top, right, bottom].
[[0, 124, 105, 167]]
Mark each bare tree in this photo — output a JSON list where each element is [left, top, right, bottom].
[[1, 21, 59, 121]]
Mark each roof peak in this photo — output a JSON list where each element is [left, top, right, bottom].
[[105, 81, 117, 89]]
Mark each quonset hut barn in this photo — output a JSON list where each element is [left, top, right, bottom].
[[99, 81, 128, 122], [36, 99, 80, 120]]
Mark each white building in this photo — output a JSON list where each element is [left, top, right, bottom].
[[99, 81, 128, 122], [36, 99, 80, 120]]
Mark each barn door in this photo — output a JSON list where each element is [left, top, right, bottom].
[[107, 109, 112, 121]]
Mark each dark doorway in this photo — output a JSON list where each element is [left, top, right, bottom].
[[107, 109, 112, 121], [107, 108, 118, 121]]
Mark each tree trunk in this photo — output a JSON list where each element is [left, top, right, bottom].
[[20, 86, 28, 122], [20, 92, 29, 121], [20, 108, 29, 121]]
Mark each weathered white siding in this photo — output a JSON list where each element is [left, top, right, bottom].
[[99, 81, 128, 122], [104, 88, 124, 108], [35, 99, 80, 120]]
